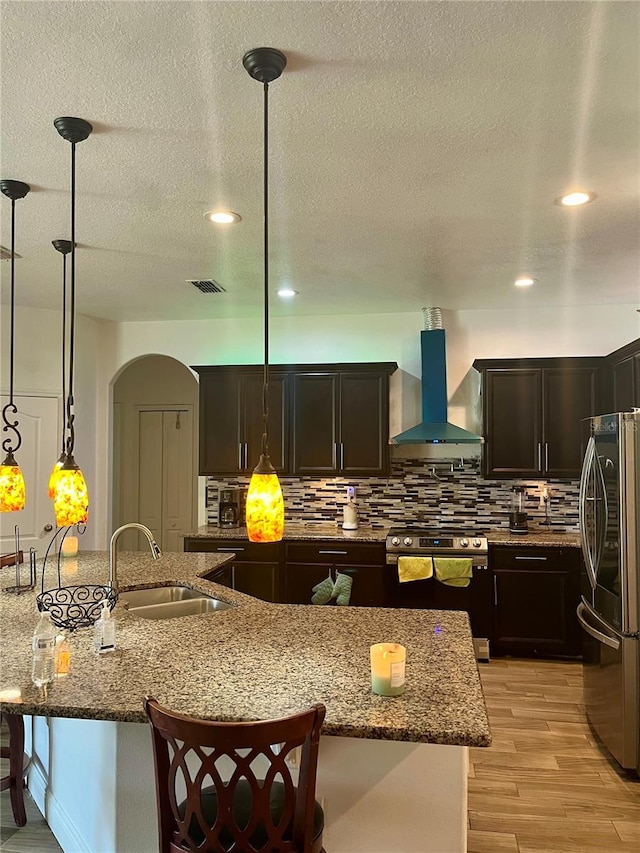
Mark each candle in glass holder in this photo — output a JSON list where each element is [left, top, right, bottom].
[[370, 643, 406, 696], [61, 535, 78, 557]]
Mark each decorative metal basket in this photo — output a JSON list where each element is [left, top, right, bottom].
[[36, 584, 118, 632]]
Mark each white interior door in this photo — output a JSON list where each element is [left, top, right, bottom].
[[162, 410, 193, 552], [117, 406, 195, 552], [137, 410, 163, 549], [0, 394, 59, 555]]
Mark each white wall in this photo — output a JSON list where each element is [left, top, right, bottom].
[[1, 306, 117, 550], [7, 303, 638, 548]]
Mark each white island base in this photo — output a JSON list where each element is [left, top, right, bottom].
[[28, 716, 468, 853]]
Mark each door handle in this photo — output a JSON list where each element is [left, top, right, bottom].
[[579, 437, 597, 588], [493, 575, 498, 606], [318, 550, 348, 555], [340, 442, 344, 470], [544, 442, 549, 471], [238, 443, 244, 470], [537, 442, 542, 471], [514, 555, 547, 561], [576, 602, 620, 650], [216, 547, 244, 552]]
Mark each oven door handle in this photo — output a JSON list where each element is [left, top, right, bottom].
[[386, 553, 487, 568]]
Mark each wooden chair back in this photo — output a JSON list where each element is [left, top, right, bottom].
[[144, 697, 326, 853]]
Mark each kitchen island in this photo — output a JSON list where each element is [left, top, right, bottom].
[[1, 551, 490, 852]]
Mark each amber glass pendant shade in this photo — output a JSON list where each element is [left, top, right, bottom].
[[53, 455, 88, 527], [48, 452, 67, 499], [246, 456, 284, 543], [0, 453, 26, 512]]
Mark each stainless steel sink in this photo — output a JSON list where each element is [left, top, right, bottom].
[[121, 585, 233, 620]]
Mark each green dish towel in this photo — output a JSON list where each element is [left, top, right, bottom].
[[434, 558, 473, 588]]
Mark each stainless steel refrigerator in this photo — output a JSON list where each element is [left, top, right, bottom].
[[577, 410, 639, 774]]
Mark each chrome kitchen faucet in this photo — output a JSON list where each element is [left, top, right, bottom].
[[109, 523, 161, 591]]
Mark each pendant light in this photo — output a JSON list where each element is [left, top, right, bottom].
[[47, 239, 73, 498], [51, 117, 92, 527], [243, 48, 286, 543], [0, 179, 30, 512]]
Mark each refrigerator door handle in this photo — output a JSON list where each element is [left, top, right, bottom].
[[593, 452, 608, 575], [579, 437, 597, 589], [577, 600, 621, 651]]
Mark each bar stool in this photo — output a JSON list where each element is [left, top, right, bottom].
[[145, 697, 326, 853], [0, 712, 28, 826]]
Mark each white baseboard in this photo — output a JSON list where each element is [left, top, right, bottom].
[[28, 761, 90, 853]]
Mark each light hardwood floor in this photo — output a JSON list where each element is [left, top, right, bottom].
[[2, 658, 640, 852], [468, 658, 640, 853]]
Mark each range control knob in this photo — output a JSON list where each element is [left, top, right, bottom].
[[472, 539, 482, 548], [403, 537, 413, 547], [459, 538, 469, 547], [391, 537, 400, 547]]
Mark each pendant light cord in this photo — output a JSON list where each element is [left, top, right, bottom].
[[1, 197, 21, 455], [261, 80, 270, 458], [65, 142, 77, 457], [60, 252, 67, 454], [9, 199, 16, 405]]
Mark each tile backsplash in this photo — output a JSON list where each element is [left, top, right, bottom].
[[206, 457, 580, 533]]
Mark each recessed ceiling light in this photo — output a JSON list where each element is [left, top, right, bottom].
[[555, 191, 596, 207], [277, 288, 298, 298], [514, 277, 536, 287], [204, 210, 241, 224]]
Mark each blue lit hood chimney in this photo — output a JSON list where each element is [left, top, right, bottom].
[[390, 308, 483, 445]]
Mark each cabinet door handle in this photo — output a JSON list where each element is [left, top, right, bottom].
[[238, 443, 244, 470], [537, 442, 542, 471], [514, 555, 547, 561], [493, 575, 498, 606], [318, 549, 348, 555], [544, 442, 549, 472], [340, 442, 344, 470], [217, 547, 244, 552]]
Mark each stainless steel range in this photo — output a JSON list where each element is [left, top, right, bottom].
[[385, 526, 491, 660], [385, 527, 488, 563]]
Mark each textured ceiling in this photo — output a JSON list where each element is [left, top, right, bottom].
[[1, 0, 639, 322]]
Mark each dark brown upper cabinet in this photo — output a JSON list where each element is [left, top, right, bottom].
[[292, 366, 395, 476], [194, 362, 396, 478], [194, 367, 288, 475], [604, 338, 640, 414], [473, 358, 600, 479]]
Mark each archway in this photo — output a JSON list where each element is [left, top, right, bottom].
[[112, 355, 198, 551]]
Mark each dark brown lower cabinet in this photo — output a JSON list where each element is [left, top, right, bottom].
[[490, 545, 581, 657], [183, 538, 282, 603], [387, 563, 493, 639], [283, 542, 387, 606]]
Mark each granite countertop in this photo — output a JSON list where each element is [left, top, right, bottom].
[[186, 523, 581, 548], [487, 528, 581, 548], [0, 551, 490, 748], [185, 522, 391, 543]]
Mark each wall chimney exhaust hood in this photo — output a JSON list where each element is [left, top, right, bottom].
[[391, 309, 483, 445]]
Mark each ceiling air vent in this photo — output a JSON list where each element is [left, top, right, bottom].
[[187, 279, 226, 294], [0, 245, 21, 260]]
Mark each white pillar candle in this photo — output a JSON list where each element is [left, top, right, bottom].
[[370, 643, 406, 696], [61, 536, 78, 557]]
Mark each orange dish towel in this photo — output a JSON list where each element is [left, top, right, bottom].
[[398, 556, 434, 583], [434, 557, 473, 588]]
